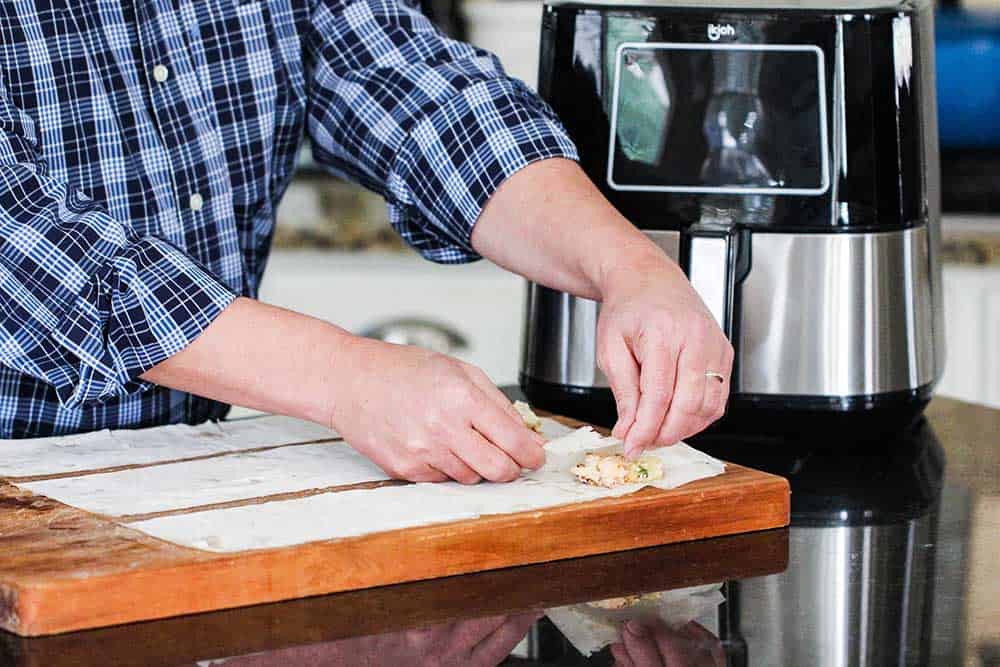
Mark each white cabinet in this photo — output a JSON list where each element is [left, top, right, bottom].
[[257, 251, 526, 385], [939, 264, 1000, 409]]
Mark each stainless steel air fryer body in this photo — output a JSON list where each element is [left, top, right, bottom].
[[520, 0, 944, 435]]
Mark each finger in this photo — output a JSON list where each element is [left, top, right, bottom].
[[399, 463, 449, 483], [700, 344, 731, 423], [449, 615, 509, 646], [472, 399, 545, 471], [610, 642, 635, 667], [449, 426, 522, 482], [430, 450, 481, 485], [623, 331, 678, 457], [654, 341, 713, 446], [678, 620, 716, 641], [469, 612, 540, 665], [597, 334, 641, 440], [461, 364, 539, 430], [678, 621, 727, 666], [622, 620, 664, 666]]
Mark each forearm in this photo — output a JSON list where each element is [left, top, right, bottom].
[[470, 158, 681, 300], [140, 298, 347, 427]]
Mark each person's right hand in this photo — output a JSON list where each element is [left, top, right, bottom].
[[327, 336, 546, 484]]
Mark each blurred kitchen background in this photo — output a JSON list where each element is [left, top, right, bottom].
[[259, 0, 1000, 408]]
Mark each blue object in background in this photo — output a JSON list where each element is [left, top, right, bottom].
[[936, 10, 1000, 149]]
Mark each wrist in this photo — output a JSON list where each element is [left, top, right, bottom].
[[307, 324, 363, 430], [594, 240, 685, 302]]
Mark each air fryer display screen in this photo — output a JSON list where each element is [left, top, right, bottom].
[[607, 44, 829, 195]]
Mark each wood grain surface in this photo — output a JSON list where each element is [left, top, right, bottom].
[[0, 413, 790, 637]]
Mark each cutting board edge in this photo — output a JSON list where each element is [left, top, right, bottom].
[[5, 468, 789, 636]]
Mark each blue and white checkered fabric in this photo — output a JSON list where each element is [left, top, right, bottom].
[[0, 0, 578, 437]]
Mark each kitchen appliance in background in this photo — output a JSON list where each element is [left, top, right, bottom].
[[705, 420, 957, 665], [520, 0, 945, 437]]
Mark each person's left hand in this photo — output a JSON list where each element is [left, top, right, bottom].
[[610, 618, 726, 667], [597, 257, 734, 458], [207, 612, 540, 667]]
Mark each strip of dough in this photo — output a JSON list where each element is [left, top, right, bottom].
[[0, 416, 338, 478]]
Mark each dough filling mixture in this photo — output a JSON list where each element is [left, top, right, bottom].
[[571, 452, 665, 488], [513, 400, 543, 433]]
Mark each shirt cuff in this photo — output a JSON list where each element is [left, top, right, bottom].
[[388, 77, 580, 264], [50, 236, 238, 407]]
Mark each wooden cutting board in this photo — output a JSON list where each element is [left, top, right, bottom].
[[3, 529, 790, 667], [0, 413, 789, 637]]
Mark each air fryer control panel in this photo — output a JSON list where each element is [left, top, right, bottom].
[[607, 43, 829, 196]]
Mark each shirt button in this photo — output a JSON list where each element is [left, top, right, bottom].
[[152, 65, 170, 83], [188, 193, 204, 212]]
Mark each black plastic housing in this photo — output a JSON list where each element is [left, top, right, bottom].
[[538, 1, 938, 233]]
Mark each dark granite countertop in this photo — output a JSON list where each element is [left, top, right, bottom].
[[3, 396, 996, 666]]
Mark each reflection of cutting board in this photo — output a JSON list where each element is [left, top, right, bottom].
[[0, 413, 789, 636]]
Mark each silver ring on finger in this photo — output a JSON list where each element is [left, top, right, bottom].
[[705, 371, 726, 383]]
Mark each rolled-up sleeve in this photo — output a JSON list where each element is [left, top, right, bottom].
[[0, 87, 236, 408], [303, 0, 579, 263]]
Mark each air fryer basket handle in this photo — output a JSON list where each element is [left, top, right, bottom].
[[680, 223, 742, 340]]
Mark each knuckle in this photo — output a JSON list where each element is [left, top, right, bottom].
[[485, 460, 519, 483], [423, 413, 447, 436], [398, 463, 425, 480], [403, 439, 432, 459], [525, 446, 546, 470], [483, 465, 507, 483], [655, 314, 682, 339], [459, 472, 482, 485], [445, 381, 476, 408], [677, 392, 704, 416], [629, 424, 655, 447], [656, 429, 679, 446], [691, 313, 717, 339], [501, 464, 521, 482]]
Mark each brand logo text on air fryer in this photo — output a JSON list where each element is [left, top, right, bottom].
[[707, 23, 736, 41]]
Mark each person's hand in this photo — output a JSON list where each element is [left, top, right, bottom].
[[597, 257, 733, 457], [610, 619, 726, 667], [328, 337, 545, 483], [356, 612, 541, 666], [209, 612, 541, 666]]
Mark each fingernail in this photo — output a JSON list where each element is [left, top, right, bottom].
[[532, 433, 547, 446], [626, 619, 648, 637]]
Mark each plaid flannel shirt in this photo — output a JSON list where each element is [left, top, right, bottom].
[[0, 0, 577, 437]]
